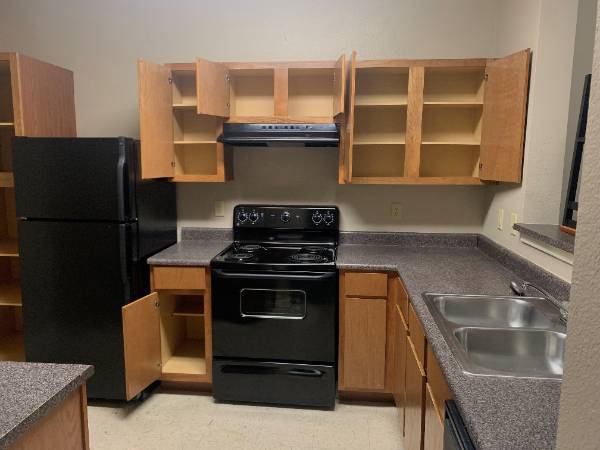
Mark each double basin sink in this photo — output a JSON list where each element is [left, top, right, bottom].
[[423, 293, 566, 380]]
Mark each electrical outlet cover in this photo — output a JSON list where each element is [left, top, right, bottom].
[[497, 208, 504, 231], [510, 213, 518, 235], [391, 203, 401, 219], [214, 201, 225, 217]]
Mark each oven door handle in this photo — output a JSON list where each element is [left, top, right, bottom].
[[220, 364, 325, 378], [212, 269, 337, 282]]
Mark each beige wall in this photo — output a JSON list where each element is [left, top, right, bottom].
[[0, 0, 584, 280], [556, 4, 600, 446]]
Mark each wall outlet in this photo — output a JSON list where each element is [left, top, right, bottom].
[[214, 201, 225, 217], [391, 203, 402, 219], [510, 213, 518, 235], [497, 208, 504, 231]]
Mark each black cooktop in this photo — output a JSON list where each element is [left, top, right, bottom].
[[212, 242, 337, 271]]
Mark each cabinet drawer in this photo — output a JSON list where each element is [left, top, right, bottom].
[[152, 266, 206, 291], [397, 278, 409, 324], [408, 302, 427, 369], [345, 272, 388, 298], [426, 343, 452, 414]]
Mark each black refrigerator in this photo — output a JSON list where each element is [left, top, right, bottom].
[[12, 137, 176, 400]]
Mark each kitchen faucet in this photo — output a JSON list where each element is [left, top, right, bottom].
[[510, 280, 568, 325]]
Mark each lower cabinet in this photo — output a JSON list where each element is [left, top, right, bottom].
[[121, 265, 212, 400], [424, 384, 444, 450], [393, 303, 408, 435], [341, 296, 387, 390], [405, 336, 426, 450]]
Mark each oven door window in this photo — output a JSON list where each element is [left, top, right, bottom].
[[240, 289, 307, 319]]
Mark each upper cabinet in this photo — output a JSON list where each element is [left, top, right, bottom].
[[138, 56, 346, 182], [341, 49, 531, 185]]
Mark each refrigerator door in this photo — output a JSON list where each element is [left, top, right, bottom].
[[19, 220, 137, 400], [12, 137, 137, 222]]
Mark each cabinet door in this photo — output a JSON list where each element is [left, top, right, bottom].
[[10, 53, 76, 137], [480, 49, 531, 183], [137, 59, 175, 179], [405, 337, 426, 450], [341, 296, 387, 390], [196, 58, 230, 118], [393, 305, 408, 435], [424, 384, 444, 450], [344, 52, 357, 183], [333, 54, 346, 117], [122, 292, 161, 401]]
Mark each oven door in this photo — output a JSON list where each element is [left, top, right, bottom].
[[211, 269, 338, 363]]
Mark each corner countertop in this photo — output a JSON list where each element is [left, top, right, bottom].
[[147, 228, 569, 450], [0, 362, 94, 449], [337, 242, 562, 450]]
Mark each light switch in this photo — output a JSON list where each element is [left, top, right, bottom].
[[497, 208, 504, 231], [214, 201, 225, 217]]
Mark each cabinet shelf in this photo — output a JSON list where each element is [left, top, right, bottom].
[[354, 140, 405, 145], [174, 140, 217, 145], [355, 100, 408, 107], [423, 101, 483, 107], [161, 338, 206, 375], [0, 123, 14, 128], [172, 298, 204, 317], [0, 332, 24, 361], [0, 280, 21, 306], [0, 239, 19, 257], [421, 141, 480, 146], [172, 103, 197, 110]]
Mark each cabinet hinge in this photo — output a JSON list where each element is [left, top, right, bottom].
[[484, 73, 489, 81], [225, 74, 230, 82], [333, 73, 336, 82], [171, 161, 176, 168], [154, 300, 160, 307], [168, 77, 173, 85], [157, 362, 161, 368], [479, 162, 483, 169]]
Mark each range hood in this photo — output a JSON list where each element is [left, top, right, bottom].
[[217, 123, 339, 147]]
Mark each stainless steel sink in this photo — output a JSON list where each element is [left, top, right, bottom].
[[453, 327, 565, 378], [429, 294, 558, 329], [423, 293, 567, 380]]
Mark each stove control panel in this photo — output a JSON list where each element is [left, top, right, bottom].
[[234, 205, 338, 229]]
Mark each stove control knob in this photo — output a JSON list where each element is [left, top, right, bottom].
[[312, 211, 323, 225], [237, 211, 248, 223], [249, 211, 259, 223], [281, 211, 291, 223], [323, 211, 334, 225]]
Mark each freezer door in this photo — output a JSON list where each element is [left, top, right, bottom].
[[19, 220, 137, 400], [12, 137, 137, 221]]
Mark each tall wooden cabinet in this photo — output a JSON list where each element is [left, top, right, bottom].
[[341, 49, 531, 184], [138, 56, 345, 182], [0, 53, 76, 363]]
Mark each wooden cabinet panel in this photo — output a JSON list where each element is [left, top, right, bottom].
[[344, 52, 357, 183], [196, 58, 230, 118], [405, 338, 426, 450], [341, 296, 387, 390], [396, 277, 409, 323], [427, 342, 453, 414], [345, 272, 388, 298], [424, 383, 444, 450], [151, 266, 206, 291], [122, 293, 161, 401], [10, 53, 76, 138], [409, 302, 427, 368], [393, 304, 408, 435], [333, 54, 346, 117], [480, 49, 531, 183], [137, 59, 175, 179], [405, 66, 424, 177]]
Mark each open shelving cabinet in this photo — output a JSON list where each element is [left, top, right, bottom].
[[0, 53, 76, 363], [342, 49, 531, 185]]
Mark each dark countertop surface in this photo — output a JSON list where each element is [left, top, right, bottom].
[[513, 223, 575, 254], [148, 228, 568, 450], [0, 362, 94, 449], [337, 243, 562, 450]]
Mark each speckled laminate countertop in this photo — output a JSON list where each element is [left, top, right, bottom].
[[0, 362, 94, 449], [147, 228, 569, 450], [337, 243, 562, 450]]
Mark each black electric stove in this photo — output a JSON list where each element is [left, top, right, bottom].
[[211, 205, 339, 409]]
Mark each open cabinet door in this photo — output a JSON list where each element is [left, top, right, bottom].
[[333, 54, 346, 117], [196, 58, 230, 118], [138, 59, 175, 179], [122, 292, 161, 401], [10, 53, 76, 137], [480, 49, 531, 183], [344, 52, 357, 183]]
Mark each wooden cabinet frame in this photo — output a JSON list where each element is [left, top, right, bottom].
[[341, 49, 531, 185], [122, 266, 212, 400]]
